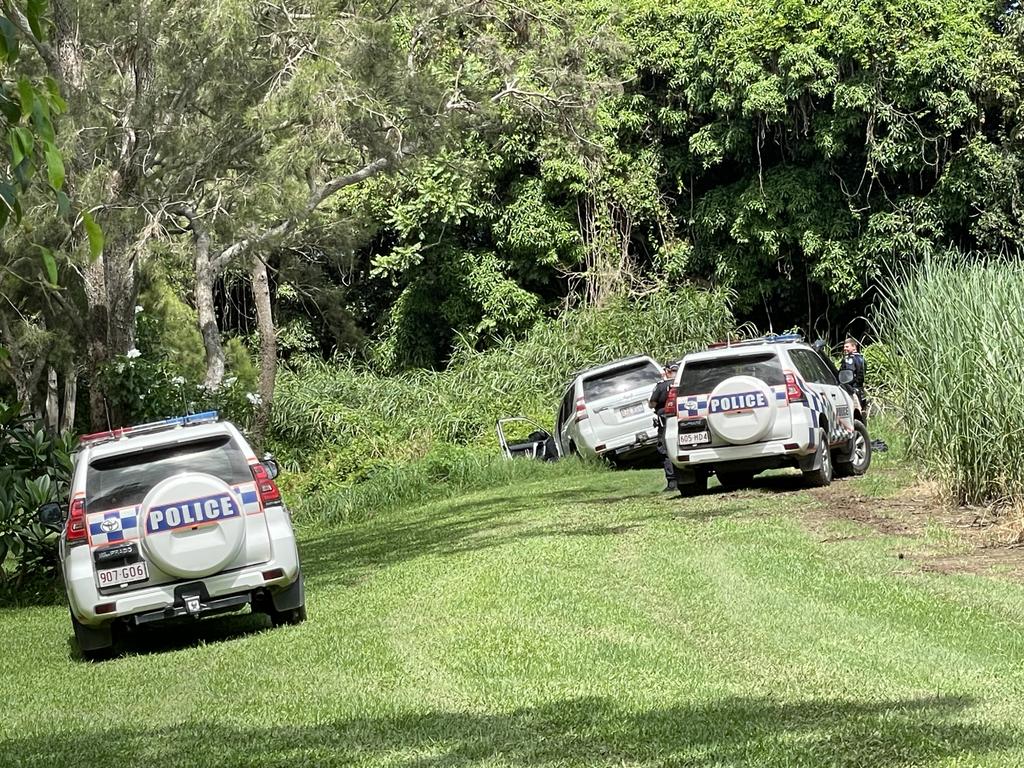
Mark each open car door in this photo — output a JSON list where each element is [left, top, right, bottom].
[[496, 417, 561, 461]]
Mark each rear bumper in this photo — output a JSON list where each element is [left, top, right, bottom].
[[671, 436, 814, 469], [64, 506, 301, 627]]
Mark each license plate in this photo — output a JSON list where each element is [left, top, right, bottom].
[[97, 561, 148, 587], [619, 403, 644, 418], [679, 430, 710, 447]]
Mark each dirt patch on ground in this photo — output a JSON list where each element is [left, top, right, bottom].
[[801, 478, 1024, 580]]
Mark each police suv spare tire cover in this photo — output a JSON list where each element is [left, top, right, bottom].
[[706, 375, 777, 445], [139, 472, 247, 579]]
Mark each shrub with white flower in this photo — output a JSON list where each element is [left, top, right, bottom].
[[134, 305, 144, 314], [125, 348, 141, 359], [170, 375, 186, 386], [246, 392, 262, 406]]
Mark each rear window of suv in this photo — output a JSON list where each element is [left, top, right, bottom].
[[582, 361, 661, 401], [86, 435, 253, 512], [678, 352, 785, 394]]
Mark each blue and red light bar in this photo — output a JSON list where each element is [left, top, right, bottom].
[[708, 333, 803, 349], [78, 411, 219, 446]]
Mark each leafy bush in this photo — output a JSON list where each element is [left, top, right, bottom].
[[875, 258, 1024, 505], [269, 287, 736, 474], [0, 405, 74, 603]]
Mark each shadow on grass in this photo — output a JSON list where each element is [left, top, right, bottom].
[[3, 694, 1013, 767], [299, 484, 663, 590]]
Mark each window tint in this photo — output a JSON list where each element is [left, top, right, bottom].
[[582, 361, 661, 401], [86, 435, 252, 512], [678, 353, 784, 394], [791, 350, 836, 385]]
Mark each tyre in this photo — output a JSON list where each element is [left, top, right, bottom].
[[716, 470, 754, 490], [70, 610, 114, 661], [802, 428, 833, 488], [835, 420, 871, 477], [265, 572, 306, 627], [269, 605, 307, 627], [675, 468, 709, 497]]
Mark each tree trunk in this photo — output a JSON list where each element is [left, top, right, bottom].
[[61, 365, 78, 433], [104, 235, 138, 357], [250, 254, 276, 448], [85, 257, 108, 431], [45, 367, 59, 432], [196, 261, 225, 390]]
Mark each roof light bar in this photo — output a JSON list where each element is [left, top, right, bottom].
[[77, 411, 220, 447], [708, 333, 804, 350]]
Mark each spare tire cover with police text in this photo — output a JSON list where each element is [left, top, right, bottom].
[[140, 472, 247, 579], [706, 375, 777, 445]]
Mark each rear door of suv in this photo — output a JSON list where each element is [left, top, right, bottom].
[[84, 433, 270, 592], [579, 359, 662, 446], [788, 348, 849, 444], [675, 351, 793, 447]]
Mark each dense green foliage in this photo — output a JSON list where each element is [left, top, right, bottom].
[[875, 258, 1024, 505], [0, 404, 71, 600]]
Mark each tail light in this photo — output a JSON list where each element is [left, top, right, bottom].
[[574, 397, 588, 421], [784, 371, 805, 403], [251, 463, 282, 507], [66, 498, 87, 543], [664, 386, 678, 417]]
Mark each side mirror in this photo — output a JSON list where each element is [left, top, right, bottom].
[[838, 369, 854, 385], [261, 454, 279, 480], [38, 502, 64, 529]]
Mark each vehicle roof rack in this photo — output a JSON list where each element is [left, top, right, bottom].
[[78, 411, 220, 448], [707, 333, 803, 350]]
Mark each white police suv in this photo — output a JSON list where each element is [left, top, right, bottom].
[[39, 412, 304, 659], [664, 335, 871, 494]]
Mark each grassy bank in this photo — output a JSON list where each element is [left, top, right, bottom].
[[4, 462, 1024, 766]]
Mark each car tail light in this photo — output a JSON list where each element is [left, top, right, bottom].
[[575, 397, 588, 421], [66, 498, 87, 543], [785, 371, 805, 403], [665, 386, 678, 417], [251, 463, 282, 507]]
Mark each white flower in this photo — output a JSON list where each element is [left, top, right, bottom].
[[126, 348, 141, 359], [224, 376, 238, 386], [170, 375, 186, 386], [246, 392, 262, 405], [134, 305, 144, 314]]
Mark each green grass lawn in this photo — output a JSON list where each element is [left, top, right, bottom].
[[3, 463, 1024, 767]]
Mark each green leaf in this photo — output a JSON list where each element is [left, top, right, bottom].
[[39, 246, 57, 286], [9, 127, 32, 167], [82, 211, 104, 260], [17, 77, 34, 119], [26, 0, 46, 40], [0, 18, 18, 64], [45, 146, 64, 190], [44, 77, 67, 114], [0, 182, 18, 220], [0, 91, 18, 124], [31, 99, 54, 144], [55, 189, 70, 217]]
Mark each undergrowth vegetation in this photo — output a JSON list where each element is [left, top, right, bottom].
[[876, 258, 1024, 505], [271, 288, 735, 511]]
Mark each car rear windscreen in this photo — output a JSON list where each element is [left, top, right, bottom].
[[678, 353, 785, 394], [583, 361, 661, 401], [86, 435, 253, 512]]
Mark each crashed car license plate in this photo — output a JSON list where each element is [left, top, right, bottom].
[[679, 431, 710, 447], [619, 403, 644, 418], [97, 561, 148, 587]]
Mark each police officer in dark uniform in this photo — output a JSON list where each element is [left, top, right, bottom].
[[840, 336, 868, 418], [649, 362, 679, 491]]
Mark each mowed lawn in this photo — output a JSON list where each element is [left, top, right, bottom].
[[4, 462, 1024, 767]]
